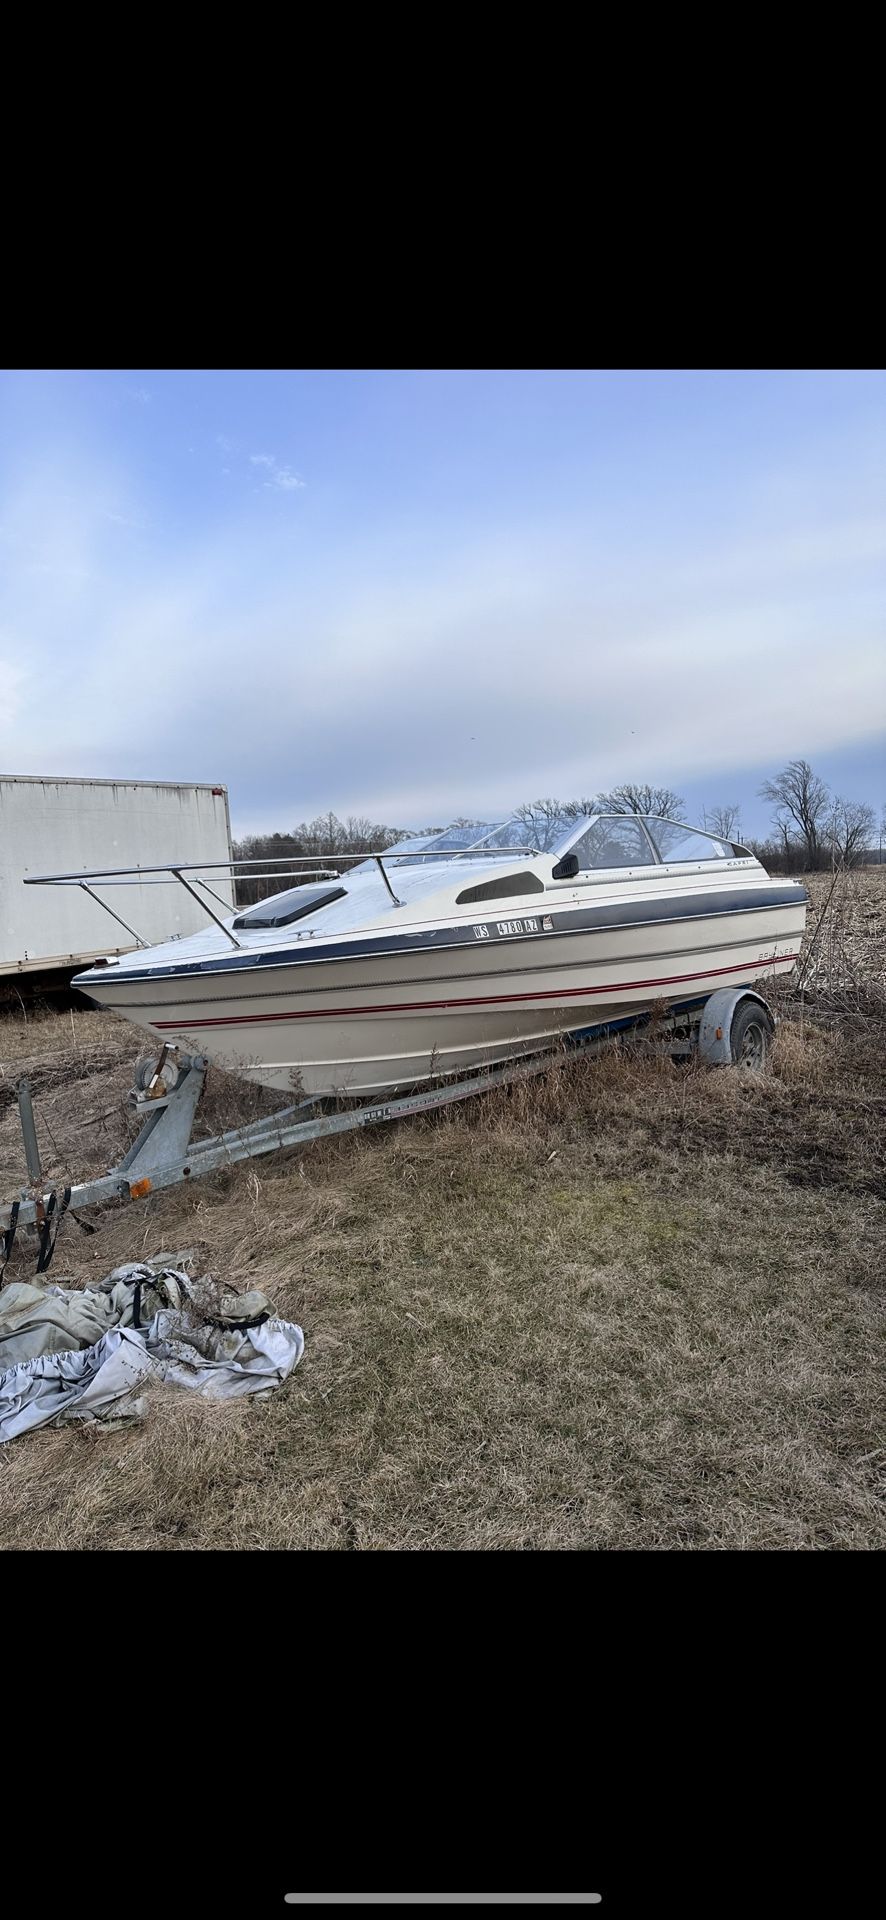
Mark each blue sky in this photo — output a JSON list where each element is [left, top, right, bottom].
[[1, 368, 883, 840]]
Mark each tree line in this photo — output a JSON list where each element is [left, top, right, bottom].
[[232, 769, 884, 900], [231, 814, 409, 905], [753, 761, 882, 872], [507, 773, 883, 870]]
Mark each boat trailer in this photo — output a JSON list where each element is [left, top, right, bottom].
[[1, 988, 775, 1275]]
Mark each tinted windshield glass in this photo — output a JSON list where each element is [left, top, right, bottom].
[[645, 821, 732, 862]]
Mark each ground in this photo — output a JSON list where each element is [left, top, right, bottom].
[[1, 868, 884, 1550]]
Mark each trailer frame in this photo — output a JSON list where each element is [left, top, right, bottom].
[[0, 988, 776, 1275]]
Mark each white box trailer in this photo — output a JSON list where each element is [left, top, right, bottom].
[[0, 775, 233, 978]]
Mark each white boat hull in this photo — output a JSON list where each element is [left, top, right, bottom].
[[85, 895, 806, 1096]]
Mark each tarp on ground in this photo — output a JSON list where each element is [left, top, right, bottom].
[[0, 1262, 304, 1443]]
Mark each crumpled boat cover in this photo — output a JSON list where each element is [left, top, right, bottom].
[[0, 1263, 305, 1442]]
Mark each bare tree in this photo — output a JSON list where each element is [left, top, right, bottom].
[[593, 783, 686, 819], [707, 804, 743, 842], [232, 811, 405, 903], [773, 810, 798, 869], [512, 798, 573, 849], [759, 760, 830, 869], [829, 797, 876, 868], [287, 811, 405, 858]]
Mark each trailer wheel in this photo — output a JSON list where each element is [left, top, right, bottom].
[[729, 998, 774, 1070]]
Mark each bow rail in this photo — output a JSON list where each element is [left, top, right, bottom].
[[23, 845, 541, 950]]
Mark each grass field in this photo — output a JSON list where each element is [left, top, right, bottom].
[[1, 868, 884, 1550]]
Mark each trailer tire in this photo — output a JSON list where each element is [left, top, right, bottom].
[[729, 998, 774, 1070]]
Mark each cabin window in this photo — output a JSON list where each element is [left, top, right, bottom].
[[456, 871, 545, 906], [644, 822, 732, 863], [567, 817, 657, 870], [232, 884, 347, 929]]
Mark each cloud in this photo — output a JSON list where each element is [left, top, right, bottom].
[[249, 453, 306, 492], [127, 387, 151, 405], [0, 416, 882, 841], [21, 502, 879, 836]]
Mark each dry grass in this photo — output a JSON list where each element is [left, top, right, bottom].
[[1, 870, 885, 1551], [797, 863, 886, 1015]]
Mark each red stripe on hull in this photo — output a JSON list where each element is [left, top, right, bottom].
[[153, 952, 799, 1031]]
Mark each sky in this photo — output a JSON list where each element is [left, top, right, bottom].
[[0, 368, 884, 842]]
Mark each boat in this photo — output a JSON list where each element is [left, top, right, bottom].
[[67, 810, 809, 1098]]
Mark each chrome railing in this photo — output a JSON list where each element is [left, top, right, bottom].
[[24, 845, 542, 951]]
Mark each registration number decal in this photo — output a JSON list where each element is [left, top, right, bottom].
[[473, 916, 550, 940]]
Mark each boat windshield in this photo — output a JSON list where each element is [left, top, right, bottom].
[[353, 810, 586, 874], [643, 820, 733, 862], [322, 810, 740, 887], [472, 810, 582, 853], [383, 823, 502, 867]]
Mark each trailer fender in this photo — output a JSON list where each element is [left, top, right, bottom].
[[697, 989, 776, 1067]]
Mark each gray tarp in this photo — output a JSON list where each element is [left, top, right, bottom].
[[0, 1262, 304, 1443]]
